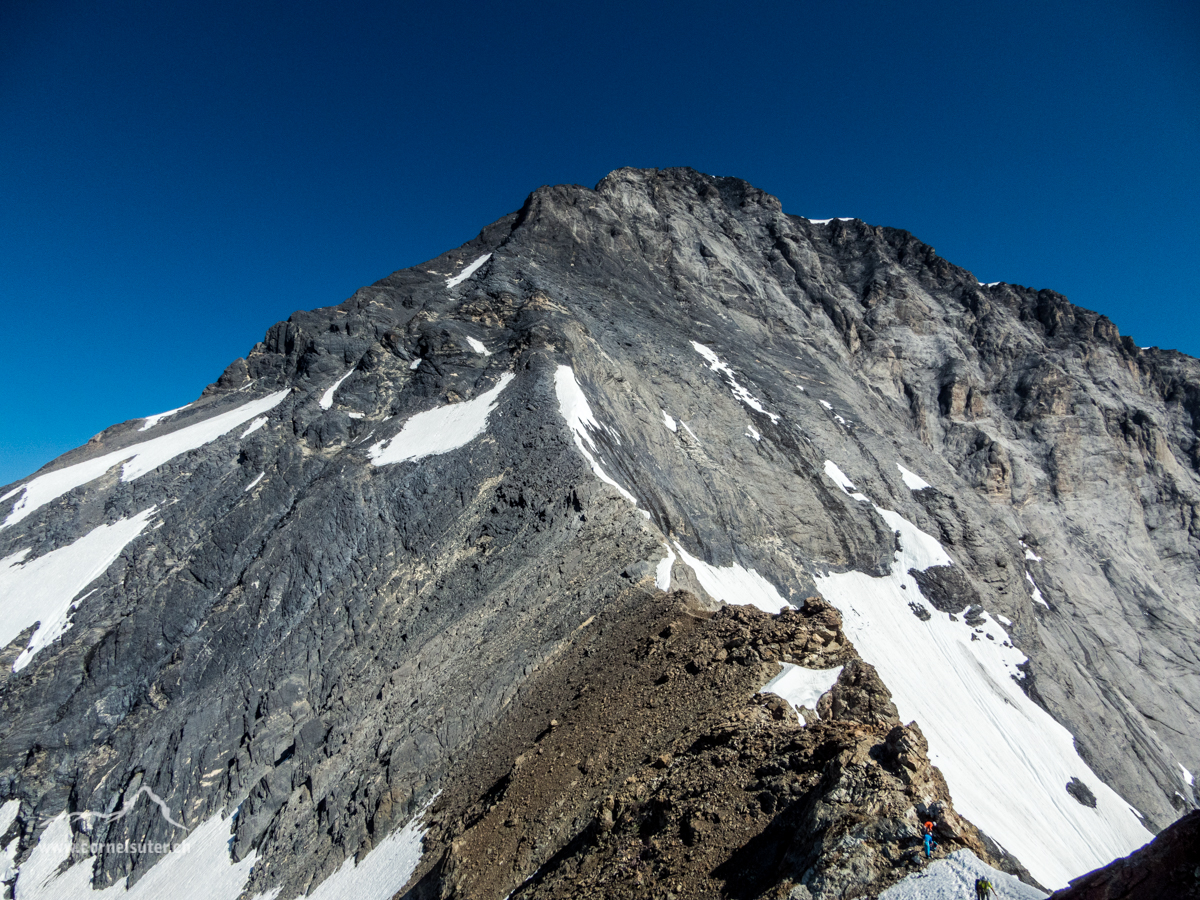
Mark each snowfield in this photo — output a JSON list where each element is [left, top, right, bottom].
[[879, 849, 1047, 899], [9, 800, 433, 900], [0, 507, 157, 672], [2, 390, 289, 529], [813, 461, 1153, 889], [691, 342, 780, 423], [369, 374, 514, 466], [672, 541, 789, 613], [445, 253, 492, 288], [553, 366, 638, 505], [761, 663, 842, 720]]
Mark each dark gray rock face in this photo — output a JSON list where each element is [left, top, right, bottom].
[[0, 167, 1197, 898]]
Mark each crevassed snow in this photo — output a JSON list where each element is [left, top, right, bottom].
[[445, 252, 492, 288], [1025, 571, 1049, 608], [823, 460, 870, 503], [1, 507, 156, 672], [368, 374, 514, 467], [814, 464, 1152, 889], [14, 810, 275, 900], [761, 663, 842, 720], [672, 542, 789, 613], [656, 544, 676, 591], [289, 800, 432, 900], [320, 369, 355, 410], [244, 473, 265, 493], [879, 849, 1046, 900], [661, 410, 677, 432], [553, 366, 638, 505], [0, 799, 19, 885], [241, 416, 268, 438], [690, 342, 780, 423], [466, 337, 492, 356], [897, 463, 932, 491], [138, 403, 191, 432], [2, 390, 289, 529]]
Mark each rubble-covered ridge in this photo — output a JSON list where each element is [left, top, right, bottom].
[[406, 591, 1030, 900]]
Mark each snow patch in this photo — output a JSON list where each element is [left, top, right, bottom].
[[1181, 764, 1194, 787], [240, 417, 268, 438], [823, 460, 869, 503], [761, 663, 842, 719], [690, 342, 779, 423], [409, 358, 422, 371], [661, 410, 677, 432], [293, 800, 433, 900], [655, 545, 676, 591], [347, 412, 364, 419], [553, 366, 638, 506], [819, 399, 833, 410], [466, 337, 492, 356], [445, 253, 492, 289], [1021, 541, 1042, 562], [746, 426, 761, 441], [672, 542, 789, 613], [2, 391, 289, 529], [680, 421, 700, 443], [897, 463, 932, 491], [138, 403, 191, 432], [13, 810, 275, 900], [320, 369, 354, 410], [806, 217, 856, 224], [0, 799, 19, 885], [244, 473, 265, 493], [879, 848, 1046, 899], [369, 374, 514, 467], [1, 508, 157, 672], [1026, 571, 1049, 608], [997, 614, 1012, 626], [814, 464, 1152, 889]]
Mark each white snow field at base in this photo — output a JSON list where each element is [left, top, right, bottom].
[[0, 507, 156, 672], [814, 463, 1152, 889], [656, 544, 676, 591], [368, 374, 514, 466], [138, 403, 191, 432], [2, 390, 290, 529], [879, 849, 1046, 900], [0, 799, 19, 884], [672, 542, 789, 613], [690, 342, 780, 423], [553, 366, 638, 505], [761, 663, 842, 719], [897, 463, 932, 491], [12, 810, 277, 900], [319, 369, 355, 410], [445, 252, 492, 288], [284, 800, 432, 900]]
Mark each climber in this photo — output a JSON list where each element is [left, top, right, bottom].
[[922, 829, 936, 859], [923, 820, 934, 835], [975, 877, 994, 899]]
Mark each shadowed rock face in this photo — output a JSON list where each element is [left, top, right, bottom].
[[1049, 810, 1200, 899], [0, 167, 1197, 899]]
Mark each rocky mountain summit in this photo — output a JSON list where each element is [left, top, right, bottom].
[[1, 167, 1198, 899]]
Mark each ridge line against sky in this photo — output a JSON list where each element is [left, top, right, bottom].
[[1, 0, 1197, 487]]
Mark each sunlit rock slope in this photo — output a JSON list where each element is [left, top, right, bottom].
[[1, 167, 1197, 899]]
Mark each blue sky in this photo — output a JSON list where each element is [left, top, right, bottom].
[[2, 0, 1197, 487]]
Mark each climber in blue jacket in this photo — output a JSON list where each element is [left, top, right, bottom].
[[923, 829, 936, 858]]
